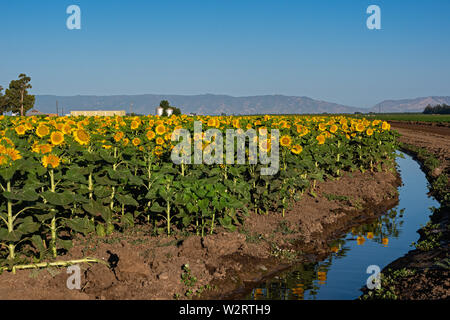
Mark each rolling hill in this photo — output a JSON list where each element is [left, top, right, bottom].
[[34, 94, 361, 115]]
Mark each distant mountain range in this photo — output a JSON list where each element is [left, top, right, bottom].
[[370, 96, 450, 113], [33, 94, 450, 115]]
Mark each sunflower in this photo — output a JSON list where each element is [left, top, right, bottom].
[[131, 120, 140, 130], [155, 124, 166, 135], [366, 128, 374, 136], [318, 123, 327, 131], [50, 131, 65, 146], [0, 155, 8, 165], [62, 123, 73, 134], [123, 138, 129, 146], [146, 130, 156, 140], [316, 135, 326, 145], [15, 125, 26, 135], [39, 144, 53, 154], [382, 121, 390, 131], [330, 246, 339, 253], [156, 137, 164, 145], [154, 145, 164, 156], [114, 131, 124, 142], [280, 135, 292, 147], [207, 118, 216, 127], [132, 137, 141, 146], [73, 129, 90, 145], [5, 148, 21, 161], [42, 154, 61, 168], [355, 123, 365, 132], [329, 124, 338, 133], [367, 232, 374, 239], [291, 144, 303, 154], [36, 125, 50, 138]]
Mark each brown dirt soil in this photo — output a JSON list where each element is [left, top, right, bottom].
[[390, 122, 450, 178], [361, 122, 450, 300], [0, 169, 400, 300]]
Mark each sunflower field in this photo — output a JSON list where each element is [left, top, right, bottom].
[[0, 114, 397, 271]]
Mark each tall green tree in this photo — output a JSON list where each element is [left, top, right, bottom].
[[5, 73, 35, 116]]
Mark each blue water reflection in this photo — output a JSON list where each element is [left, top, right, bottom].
[[247, 152, 439, 300]]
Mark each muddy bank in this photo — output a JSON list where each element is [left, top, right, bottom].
[[361, 124, 449, 300], [0, 169, 400, 300]]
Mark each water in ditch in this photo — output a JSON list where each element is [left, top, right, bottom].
[[244, 152, 439, 300]]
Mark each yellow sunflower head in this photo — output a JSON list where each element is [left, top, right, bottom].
[[146, 130, 156, 140], [50, 131, 65, 146], [36, 125, 50, 138], [114, 131, 124, 142], [155, 124, 166, 135], [291, 144, 303, 154], [280, 135, 292, 147], [316, 135, 326, 145], [42, 154, 61, 169], [131, 120, 140, 130], [132, 137, 141, 146], [73, 129, 90, 145]]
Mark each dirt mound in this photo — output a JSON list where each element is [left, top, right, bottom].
[[0, 169, 400, 300]]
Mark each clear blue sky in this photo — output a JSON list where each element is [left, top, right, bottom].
[[1, 0, 449, 108]]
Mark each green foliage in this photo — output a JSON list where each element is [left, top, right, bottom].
[[3, 74, 35, 116]]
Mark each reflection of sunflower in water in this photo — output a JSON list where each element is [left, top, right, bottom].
[[291, 144, 303, 154], [317, 271, 327, 281], [280, 135, 292, 147], [50, 131, 64, 146], [155, 124, 166, 135], [330, 246, 339, 253], [36, 125, 50, 138], [356, 236, 366, 245], [132, 138, 141, 146], [382, 238, 389, 246], [42, 154, 61, 168], [73, 129, 90, 145]]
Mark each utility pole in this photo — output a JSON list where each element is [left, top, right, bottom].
[[130, 103, 133, 115], [56, 100, 59, 116], [61, 107, 64, 117]]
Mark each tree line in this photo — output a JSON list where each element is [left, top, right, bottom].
[[423, 104, 450, 114], [0, 74, 35, 116]]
